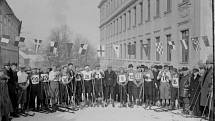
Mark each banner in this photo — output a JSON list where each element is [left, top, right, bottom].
[[192, 37, 200, 51], [113, 44, 120, 58], [79, 44, 88, 55], [97, 45, 105, 57]]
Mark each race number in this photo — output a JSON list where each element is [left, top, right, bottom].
[[31, 75, 39, 84], [128, 73, 135, 81], [41, 74, 49, 82], [135, 73, 142, 80], [172, 78, 179, 87], [118, 75, 126, 83], [62, 76, 69, 84], [84, 74, 91, 80]]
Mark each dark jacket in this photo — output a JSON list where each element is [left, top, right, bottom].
[[104, 70, 117, 87]]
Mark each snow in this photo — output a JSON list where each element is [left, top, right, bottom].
[[13, 105, 206, 121]]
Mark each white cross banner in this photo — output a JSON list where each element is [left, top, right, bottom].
[[79, 44, 88, 55], [113, 44, 120, 58], [97, 45, 105, 57]]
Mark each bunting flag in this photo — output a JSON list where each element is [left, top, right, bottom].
[[156, 42, 163, 55], [66, 43, 73, 57], [50, 41, 58, 54], [14, 36, 25, 46], [168, 40, 176, 50], [192, 37, 200, 51], [202, 36, 210, 47], [113, 44, 120, 58], [1, 35, 10, 44], [97, 45, 105, 57], [79, 44, 88, 55], [142, 44, 149, 56], [180, 39, 188, 50], [128, 43, 135, 55]]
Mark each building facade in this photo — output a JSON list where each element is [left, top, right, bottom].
[[0, 0, 22, 67], [98, 0, 213, 69]]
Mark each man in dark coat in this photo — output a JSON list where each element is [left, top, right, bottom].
[[7, 63, 19, 117], [189, 68, 202, 116], [103, 66, 117, 107]]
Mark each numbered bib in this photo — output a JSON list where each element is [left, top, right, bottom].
[[94, 72, 102, 79], [118, 75, 126, 83], [84, 74, 91, 80], [172, 78, 179, 87], [31, 75, 39, 84], [128, 73, 135, 81], [145, 73, 152, 82], [41, 74, 49, 82], [62, 76, 69, 84], [76, 74, 82, 81], [135, 73, 142, 80]]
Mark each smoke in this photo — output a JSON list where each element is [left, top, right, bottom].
[[48, 0, 70, 25]]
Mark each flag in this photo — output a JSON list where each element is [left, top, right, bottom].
[[202, 36, 210, 47], [113, 44, 120, 58], [128, 43, 135, 55], [66, 43, 73, 57], [97, 45, 105, 57], [50, 41, 55, 47], [1, 35, 10, 43], [79, 44, 88, 55], [34, 39, 38, 43], [53, 47, 57, 55], [156, 42, 163, 55], [180, 39, 188, 50], [50, 47, 54, 53], [54, 42, 58, 48], [14, 36, 25, 46], [142, 44, 149, 56], [192, 37, 200, 51], [39, 40, 42, 43], [168, 40, 176, 50]]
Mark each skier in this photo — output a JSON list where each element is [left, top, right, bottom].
[[126, 64, 137, 108], [169, 68, 180, 110], [143, 66, 154, 109], [81, 65, 93, 106], [74, 67, 83, 106], [157, 65, 171, 108], [49, 65, 60, 111], [134, 66, 144, 106], [92, 65, 104, 106], [103, 65, 117, 107], [30, 68, 41, 111], [17, 66, 29, 115], [40, 68, 51, 112], [117, 67, 128, 107]]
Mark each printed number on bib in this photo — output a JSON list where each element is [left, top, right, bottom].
[[41, 74, 49, 82], [62, 76, 69, 83], [95, 73, 100, 79], [135, 73, 142, 80], [84, 74, 91, 80], [31, 75, 39, 84], [172, 78, 179, 87], [128, 73, 135, 81], [119, 75, 126, 83]]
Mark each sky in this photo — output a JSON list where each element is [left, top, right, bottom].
[[7, 0, 101, 46]]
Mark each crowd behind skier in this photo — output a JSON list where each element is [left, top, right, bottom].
[[0, 60, 214, 121]]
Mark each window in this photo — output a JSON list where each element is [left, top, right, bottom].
[[140, 40, 143, 60], [156, 0, 160, 17], [134, 41, 136, 59], [120, 17, 122, 33], [128, 42, 131, 59], [116, 19, 118, 34], [167, 0, 172, 12], [156, 37, 160, 61], [181, 30, 189, 63], [140, 2, 143, 24], [133, 7, 136, 27], [147, 0, 151, 21], [128, 10, 131, 29], [167, 35, 172, 61], [123, 13, 126, 32], [147, 39, 151, 60], [120, 44, 122, 59], [124, 43, 127, 59]]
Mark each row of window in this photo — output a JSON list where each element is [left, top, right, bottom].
[[106, 30, 189, 63], [100, 0, 173, 41]]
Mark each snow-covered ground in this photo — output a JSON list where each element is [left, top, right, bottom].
[[13, 105, 206, 121]]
